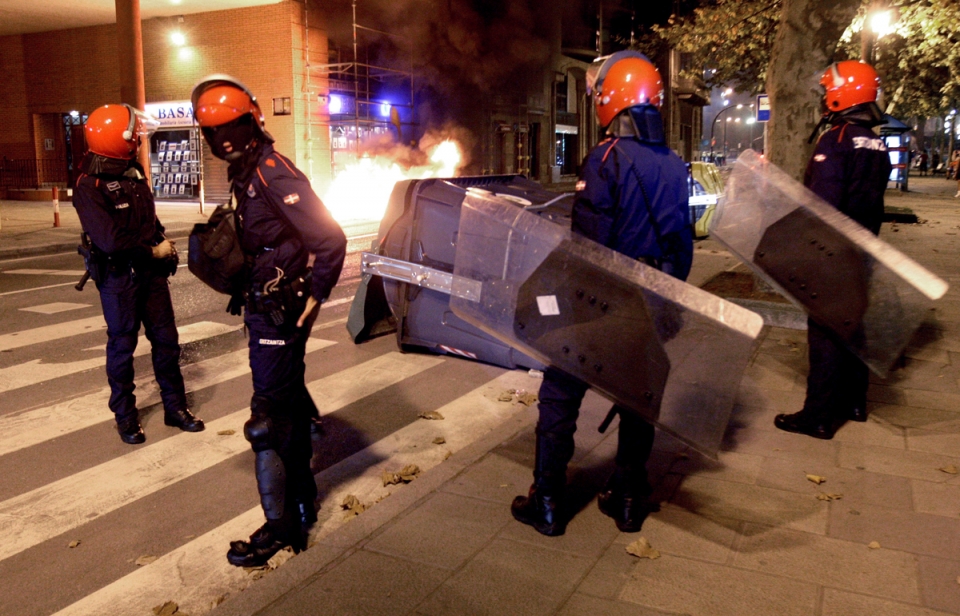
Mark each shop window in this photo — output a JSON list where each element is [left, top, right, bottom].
[[150, 129, 202, 200]]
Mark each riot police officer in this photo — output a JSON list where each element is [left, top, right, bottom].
[[511, 52, 693, 536], [192, 75, 347, 567], [73, 104, 205, 445], [774, 61, 891, 439]]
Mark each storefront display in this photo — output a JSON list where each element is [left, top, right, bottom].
[[145, 101, 203, 203]]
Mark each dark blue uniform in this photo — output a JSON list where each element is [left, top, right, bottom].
[[536, 135, 693, 497], [801, 121, 891, 419], [233, 143, 346, 533], [73, 165, 187, 424]]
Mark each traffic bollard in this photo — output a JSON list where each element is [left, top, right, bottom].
[[52, 186, 61, 228]]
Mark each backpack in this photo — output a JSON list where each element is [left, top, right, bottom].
[[188, 197, 246, 295]]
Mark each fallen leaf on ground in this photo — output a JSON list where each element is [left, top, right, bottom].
[[217, 429, 235, 436], [516, 392, 538, 406], [499, 484, 509, 488], [938, 465, 958, 475], [136, 555, 158, 566], [849, 509, 861, 516], [210, 594, 226, 609], [266, 546, 295, 569], [806, 474, 826, 485], [868, 541, 881, 549], [625, 537, 660, 559], [497, 391, 514, 402], [418, 411, 444, 421], [67, 539, 81, 549], [341, 494, 367, 517], [443, 450, 453, 460], [433, 436, 446, 445], [383, 464, 422, 486], [817, 493, 843, 501], [152, 601, 178, 616]]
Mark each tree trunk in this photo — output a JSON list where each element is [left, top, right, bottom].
[[766, 0, 861, 180]]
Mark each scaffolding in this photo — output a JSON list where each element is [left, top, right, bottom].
[[304, 0, 415, 181]]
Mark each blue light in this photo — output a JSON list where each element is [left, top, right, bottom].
[[379, 102, 391, 117], [329, 95, 343, 114]]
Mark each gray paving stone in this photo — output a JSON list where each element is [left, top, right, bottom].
[[918, 556, 960, 614], [364, 491, 510, 571], [828, 502, 960, 561], [869, 383, 910, 406], [829, 418, 908, 449], [575, 540, 645, 600], [740, 358, 806, 393], [905, 388, 960, 413], [732, 524, 921, 603], [908, 428, 960, 457], [258, 549, 449, 616], [414, 538, 593, 616], [870, 403, 960, 433], [609, 504, 742, 565], [822, 588, 956, 616], [838, 443, 960, 484], [721, 423, 841, 469], [754, 457, 914, 511], [670, 474, 829, 535], [735, 385, 807, 414], [441, 451, 533, 505], [619, 553, 818, 616], [556, 593, 674, 616], [912, 479, 960, 518], [670, 449, 765, 486], [883, 357, 959, 394], [499, 494, 620, 560]]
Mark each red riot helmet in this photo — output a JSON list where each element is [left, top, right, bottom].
[[191, 74, 272, 161], [820, 60, 880, 113], [586, 51, 663, 128], [84, 104, 159, 160]]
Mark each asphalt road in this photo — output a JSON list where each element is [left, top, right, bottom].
[[0, 232, 532, 615]]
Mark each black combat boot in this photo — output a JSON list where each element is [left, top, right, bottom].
[[511, 434, 571, 536], [164, 407, 205, 432], [117, 415, 145, 445], [774, 409, 844, 439], [227, 519, 299, 567], [598, 466, 653, 533]]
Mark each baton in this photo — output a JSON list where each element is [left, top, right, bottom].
[[597, 407, 618, 433], [75, 270, 91, 291]]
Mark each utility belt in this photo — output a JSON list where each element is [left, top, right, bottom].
[[76, 233, 178, 290], [246, 269, 312, 326]]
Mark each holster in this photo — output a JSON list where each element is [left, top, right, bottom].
[[77, 233, 107, 285], [248, 271, 312, 326]]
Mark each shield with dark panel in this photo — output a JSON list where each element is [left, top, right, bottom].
[[449, 189, 764, 458], [710, 149, 948, 375]]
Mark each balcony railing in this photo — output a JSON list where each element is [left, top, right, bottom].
[[0, 158, 67, 189]]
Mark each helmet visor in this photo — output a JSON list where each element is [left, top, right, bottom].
[[130, 107, 161, 139]]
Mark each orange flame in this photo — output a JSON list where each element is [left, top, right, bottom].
[[321, 139, 464, 223]]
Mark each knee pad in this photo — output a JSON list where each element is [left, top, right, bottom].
[[255, 449, 287, 521], [244, 415, 274, 453]]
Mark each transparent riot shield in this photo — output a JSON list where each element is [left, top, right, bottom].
[[710, 149, 948, 375], [449, 189, 764, 458]]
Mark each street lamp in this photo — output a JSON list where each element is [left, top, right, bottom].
[[862, 5, 895, 64], [710, 103, 743, 163]]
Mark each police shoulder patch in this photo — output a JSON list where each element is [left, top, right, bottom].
[[814, 154, 827, 162], [247, 184, 257, 198], [283, 193, 300, 205], [575, 180, 586, 192]]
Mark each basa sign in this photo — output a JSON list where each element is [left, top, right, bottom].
[[144, 101, 194, 128]]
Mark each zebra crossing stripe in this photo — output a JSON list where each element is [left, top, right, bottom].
[[51, 368, 539, 616], [0, 352, 445, 565], [0, 316, 106, 352], [0, 337, 335, 457], [0, 321, 241, 395]]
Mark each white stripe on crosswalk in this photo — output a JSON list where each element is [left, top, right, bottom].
[[52, 368, 538, 616], [0, 337, 335, 457], [0, 316, 106, 352], [19, 302, 91, 314], [0, 352, 445, 565], [2, 269, 87, 276], [0, 321, 241, 394]]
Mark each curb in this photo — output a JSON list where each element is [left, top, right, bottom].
[[0, 230, 195, 261], [211, 405, 539, 616]]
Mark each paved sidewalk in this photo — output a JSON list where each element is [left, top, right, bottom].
[[202, 176, 960, 616], [0, 199, 209, 259]]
